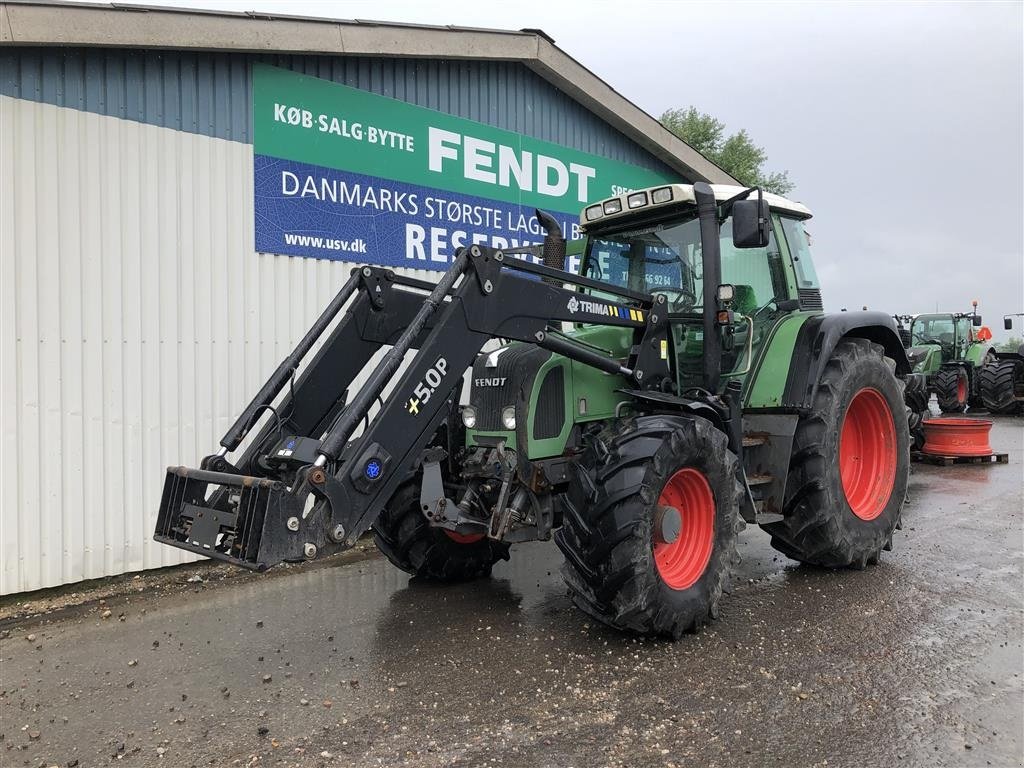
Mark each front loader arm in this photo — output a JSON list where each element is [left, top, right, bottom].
[[155, 245, 671, 571]]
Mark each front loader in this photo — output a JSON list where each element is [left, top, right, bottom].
[[155, 182, 912, 638]]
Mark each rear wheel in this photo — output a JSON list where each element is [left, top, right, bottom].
[[978, 359, 1024, 414], [933, 366, 968, 413], [556, 415, 742, 639], [765, 338, 909, 567], [373, 484, 509, 581]]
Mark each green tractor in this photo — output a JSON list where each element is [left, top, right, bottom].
[[903, 305, 997, 412], [156, 183, 913, 639], [976, 314, 1024, 414]]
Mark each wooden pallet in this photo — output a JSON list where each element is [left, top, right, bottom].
[[912, 451, 1009, 466]]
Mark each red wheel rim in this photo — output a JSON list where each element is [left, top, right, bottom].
[[956, 374, 967, 404], [839, 388, 897, 521], [444, 530, 484, 544], [654, 468, 715, 590]]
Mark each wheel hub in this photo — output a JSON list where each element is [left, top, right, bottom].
[[654, 505, 682, 544]]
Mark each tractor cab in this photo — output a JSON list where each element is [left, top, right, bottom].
[[579, 184, 817, 395], [909, 313, 975, 365]]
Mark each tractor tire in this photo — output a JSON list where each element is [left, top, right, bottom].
[[372, 483, 509, 581], [978, 359, 1023, 414], [556, 415, 743, 639], [764, 338, 909, 568], [903, 374, 929, 451], [933, 366, 968, 413]]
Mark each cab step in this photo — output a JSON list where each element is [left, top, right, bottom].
[[752, 497, 784, 526]]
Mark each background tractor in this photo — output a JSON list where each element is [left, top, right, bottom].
[[903, 304, 996, 412], [976, 314, 1024, 414], [155, 183, 913, 639]]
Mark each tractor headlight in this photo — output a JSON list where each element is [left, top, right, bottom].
[[461, 406, 477, 429], [627, 192, 647, 209], [584, 204, 603, 221], [501, 406, 517, 430], [603, 199, 622, 215], [651, 186, 674, 204]]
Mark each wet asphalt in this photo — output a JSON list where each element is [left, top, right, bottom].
[[2, 418, 1022, 768]]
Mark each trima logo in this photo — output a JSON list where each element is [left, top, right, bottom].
[[566, 296, 612, 315]]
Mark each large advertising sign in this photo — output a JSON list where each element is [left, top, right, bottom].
[[253, 64, 676, 271]]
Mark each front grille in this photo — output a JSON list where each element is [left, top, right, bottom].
[[798, 287, 824, 311], [532, 367, 565, 440], [469, 345, 550, 431]]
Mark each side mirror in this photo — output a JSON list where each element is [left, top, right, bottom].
[[1005, 317, 1014, 331], [732, 198, 771, 249], [972, 315, 982, 327]]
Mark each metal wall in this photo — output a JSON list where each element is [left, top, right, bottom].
[[0, 48, 678, 594], [1, 47, 676, 174]]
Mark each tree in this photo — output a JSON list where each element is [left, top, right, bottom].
[[660, 107, 795, 195], [997, 335, 1023, 352]]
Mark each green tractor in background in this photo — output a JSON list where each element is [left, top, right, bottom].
[[902, 303, 997, 413], [976, 314, 1024, 414]]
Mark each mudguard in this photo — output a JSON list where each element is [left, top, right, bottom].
[[782, 311, 911, 410]]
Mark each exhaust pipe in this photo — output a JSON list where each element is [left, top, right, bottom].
[[535, 209, 566, 284]]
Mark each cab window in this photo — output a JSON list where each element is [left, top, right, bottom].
[[582, 217, 701, 312], [719, 218, 782, 316], [780, 217, 819, 289]]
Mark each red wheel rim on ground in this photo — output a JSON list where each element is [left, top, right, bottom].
[[444, 530, 485, 544], [839, 387, 898, 521], [921, 417, 993, 457], [654, 468, 715, 590], [957, 374, 967, 405]]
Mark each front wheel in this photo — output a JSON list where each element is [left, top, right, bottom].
[[556, 416, 742, 639], [373, 484, 509, 581], [765, 338, 909, 568], [933, 366, 968, 413]]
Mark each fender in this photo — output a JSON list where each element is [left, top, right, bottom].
[[782, 311, 911, 410], [618, 389, 728, 434]]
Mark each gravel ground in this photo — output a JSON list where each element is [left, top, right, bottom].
[[1, 418, 1021, 768]]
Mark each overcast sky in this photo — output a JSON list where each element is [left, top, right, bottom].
[[95, 0, 1023, 339]]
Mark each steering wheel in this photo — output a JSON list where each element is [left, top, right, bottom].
[[655, 286, 697, 311]]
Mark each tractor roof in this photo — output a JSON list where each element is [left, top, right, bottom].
[[580, 183, 812, 229]]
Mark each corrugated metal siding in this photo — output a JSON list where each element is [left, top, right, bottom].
[[0, 47, 678, 175], [0, 94, 439, 594]]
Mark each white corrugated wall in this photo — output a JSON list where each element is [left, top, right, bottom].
[[0, 95, 438, 594]]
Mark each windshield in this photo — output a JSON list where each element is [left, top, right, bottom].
[[582, 217, 702, 311], [581, 214, 780, 314], [911, 315, 955, 346]]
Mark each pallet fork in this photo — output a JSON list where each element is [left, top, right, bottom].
[[155, 238, 674, 570]]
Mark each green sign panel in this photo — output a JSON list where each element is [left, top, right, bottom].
[[253, 64, 676, 267]]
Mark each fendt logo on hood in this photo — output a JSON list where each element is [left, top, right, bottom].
[[567, 296, 610, 315], [474, 377, 507, 387]]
